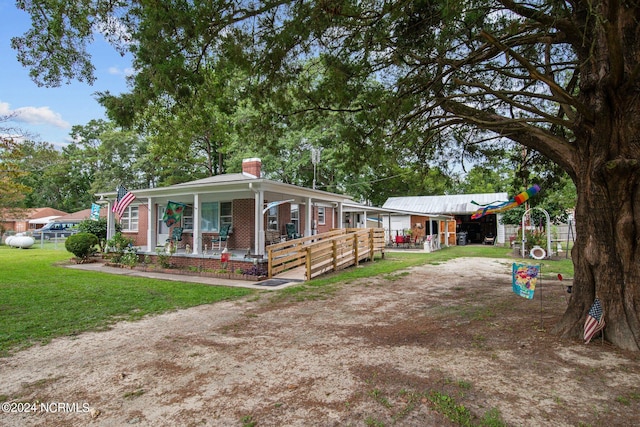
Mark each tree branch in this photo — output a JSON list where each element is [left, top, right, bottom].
[[439, 99, 578, 173]]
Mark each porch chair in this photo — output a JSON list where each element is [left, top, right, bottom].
[[212, 224, 231, 251], [285, 223, 302, 240]]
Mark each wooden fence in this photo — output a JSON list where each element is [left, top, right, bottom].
[[266, 228, 386, 280]]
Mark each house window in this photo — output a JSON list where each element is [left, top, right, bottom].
[[182, 205, 193, 230], [220, 202, 232, 228], [317, 207, 326, 225], [267, 206, 278, 230], [121, 206, 139, 231], [291, 204, 299, 234], [200, 202, 232, 232], [201, 202, 220, 232]]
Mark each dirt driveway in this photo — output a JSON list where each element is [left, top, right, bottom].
[[1, 257, 639, 426]]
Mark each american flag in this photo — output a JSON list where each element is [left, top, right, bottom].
[[584, 298, 605, 344], [112, 185, 136, 219]]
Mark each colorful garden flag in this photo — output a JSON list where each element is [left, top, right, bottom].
[[163, 201, 187, 227], [90, 203, 101, 221], [512, 263, 540, 299]]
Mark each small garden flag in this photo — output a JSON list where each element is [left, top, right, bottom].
[[512, 263, 540, 299], [90, 203, 101, 221], [163, 201, 187, 227]]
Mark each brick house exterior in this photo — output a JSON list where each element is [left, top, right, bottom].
[[98, 159, 349, 256], [0, 207, 69, 234]]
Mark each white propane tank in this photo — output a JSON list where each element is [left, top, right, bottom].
[[8, 235, 35, 249]]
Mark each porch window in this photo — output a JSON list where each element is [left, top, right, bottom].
[[220, 201, 232, 228], [317, 207, 326, 225], [121, 206, 139, 231], [291, 204, 300, 234], [201, 202, 220, 232], [200, 201, 233, 232], [267, 206, 278, 230], [182, 205, 194, 230]]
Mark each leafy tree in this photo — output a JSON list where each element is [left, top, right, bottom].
[[12, 140, 69, 209], [11, 1, 640, 349], [0, 114, 33, 232], [77, 218, 120, 252], [67, 120, 153, 193]]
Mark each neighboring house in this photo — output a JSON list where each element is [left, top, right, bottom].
[[383, 192, 510, 245], [55, 206, 108, 222], [96, 158, 355, 256], [0, 207, 68, 233], [30, 207, 111, 239]]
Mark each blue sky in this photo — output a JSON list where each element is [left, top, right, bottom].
[[0, 1, 133, 148]]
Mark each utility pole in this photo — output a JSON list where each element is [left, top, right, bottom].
[[311, 147, 321, 190]]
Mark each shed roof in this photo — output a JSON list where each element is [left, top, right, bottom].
[[383, 193, 509, 215]]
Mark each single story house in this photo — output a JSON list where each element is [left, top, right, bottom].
[[0, 207, 68, 234], [55, 206, 108, 222], [96, 159, 356, 257], [382, 192, 509, 245]]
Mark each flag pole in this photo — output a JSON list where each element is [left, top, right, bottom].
[[537, 263, 544, 331]]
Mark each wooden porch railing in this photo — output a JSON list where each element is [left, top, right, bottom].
[[266, 228, 386, 280]]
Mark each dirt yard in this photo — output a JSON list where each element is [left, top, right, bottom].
[[1, 257, 639, 426]]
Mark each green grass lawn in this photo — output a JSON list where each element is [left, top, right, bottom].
[[0, 243, 574, 356], [0, 246, 253, 356]]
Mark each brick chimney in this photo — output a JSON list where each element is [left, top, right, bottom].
[[242, 158, 262, 178]]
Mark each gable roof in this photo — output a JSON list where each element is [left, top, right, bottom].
[[383, 193, 509, 215], [56, 207, 108, 221], [0, 207, 68, 221]]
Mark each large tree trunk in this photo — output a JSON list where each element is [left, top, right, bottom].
[[553, 5, 640, 348], [555, 166, 640, 350]]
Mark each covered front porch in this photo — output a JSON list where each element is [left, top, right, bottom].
[[129, 227, 385, 282], [98, 159, 354, 259]]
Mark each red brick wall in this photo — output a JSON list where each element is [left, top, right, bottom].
[[141, 254, 259, 273], [232, 199, 255, 250], [122, 203, 149, 247], [294, 205, 336, 235]]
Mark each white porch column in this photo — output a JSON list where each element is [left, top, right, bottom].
[[336, 202, 343, 229], [254, 187, 265, 255], [305, 197, 313, 237], [193, 194, 200, 254], [147, 197, 155, 252], [107, 201, 115, 240], [361, 209, 368, 228], [444, 219, 449, 247]]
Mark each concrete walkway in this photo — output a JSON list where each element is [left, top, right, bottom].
[[65, 262, 304, 291]]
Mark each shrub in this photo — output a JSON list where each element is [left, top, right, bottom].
[[77, 218, 121, 252], [155, 248, 172, 269], [65, 232, 99, 262], [105, 233, 135, 264]]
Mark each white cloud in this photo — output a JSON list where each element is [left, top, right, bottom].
[[108, 66, 135, 77], [0, 101, 11, 115], [0, 101, 70, 128]]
